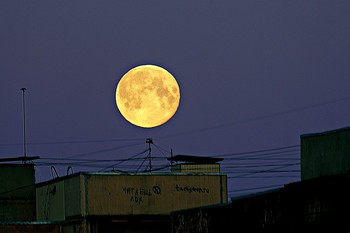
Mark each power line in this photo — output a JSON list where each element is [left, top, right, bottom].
[[236, 175, 299, 179], [0, 138, 145, 147], [61, 142, 145, 159], [154, 95, 350, 140], [227, 163, 299, 179], [30, 141, 303, 194], [229, 184, 284, 195], [98, 149, 148, 172], [213, 145, 300, 158], [223, 162, 299, 169]]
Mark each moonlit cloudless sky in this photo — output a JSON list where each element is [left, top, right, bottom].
[[1, 0, 350, 199]]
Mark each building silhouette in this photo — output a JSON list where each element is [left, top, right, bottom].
[[0, 164, 35, 221], [171, 126, 350, 233], [1, 126, 350, 232]]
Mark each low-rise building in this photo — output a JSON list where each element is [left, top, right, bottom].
[[36, 155, 227, 233]]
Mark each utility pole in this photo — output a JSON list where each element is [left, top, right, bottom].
[[21, 88, 27, 162]]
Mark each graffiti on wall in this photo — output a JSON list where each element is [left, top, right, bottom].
[[122, 183, 210, 204], [175, 184, 209, 194], [122, 185, 161, 204]]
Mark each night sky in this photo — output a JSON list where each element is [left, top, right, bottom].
[[1, 1, 350, 199]]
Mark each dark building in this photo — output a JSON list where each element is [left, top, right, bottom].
[[0, 164, 36, 221], [0, 162, 62, 233], [301, 126, 350, 180], [171, 126, 350, 233]]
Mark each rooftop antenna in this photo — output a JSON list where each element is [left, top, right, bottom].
[[146, 138, 153, 172], [170, 149, 174, 167], [21, 88, 27, 162]]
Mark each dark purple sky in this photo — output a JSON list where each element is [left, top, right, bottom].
[[1, 1, 350, 199]]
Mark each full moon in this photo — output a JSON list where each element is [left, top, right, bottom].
[[115, 64, 180, 128]]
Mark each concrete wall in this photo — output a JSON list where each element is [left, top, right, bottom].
[[36, 172, 227, 221], [86, 173, 227, 215], [37, 174, 85, 221], [37, 180, 65, 221], [64, 174, 83, 218], [301, 127, 350, 180]]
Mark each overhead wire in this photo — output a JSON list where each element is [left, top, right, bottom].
[[228, 163, 300, 179], [153, 95, 350, 140], [32, 141, 302, 199], [218, 145, 300, 197], [213, 145, 300, 158], [229, 184, 284, 195], [98, 148, 149, 172], [224, 162, 299, 169], [61, 142, 145, 159], [35, 142, 301, 176], [0, 137, 145, 147]]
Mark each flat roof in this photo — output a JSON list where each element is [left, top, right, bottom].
[[36, 171, 226, 187], [167, 154, 223, 164], [301, 126, 350, 138], [0, 156, 40, 163]]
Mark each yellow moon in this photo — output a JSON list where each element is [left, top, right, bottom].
[[115, 65, 180, 128]]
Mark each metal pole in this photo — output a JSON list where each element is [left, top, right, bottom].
[[21, 88, 27, 160], [146, 138, 153, 172]]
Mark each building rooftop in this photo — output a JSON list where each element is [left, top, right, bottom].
[[167, 154, 224, 164], [300, 126, 350, 138]]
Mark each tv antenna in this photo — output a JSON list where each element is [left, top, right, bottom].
[[0, 88, 41, 165], [21, 88, 27, 162]]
